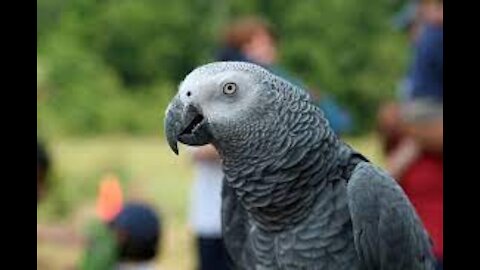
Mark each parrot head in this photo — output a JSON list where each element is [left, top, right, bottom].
[[164, 62, 274, 154]]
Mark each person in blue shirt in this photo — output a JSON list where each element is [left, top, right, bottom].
[[378, 0, 443, 155], [377, 2, 443, 269], [409, 22, 443, 102]]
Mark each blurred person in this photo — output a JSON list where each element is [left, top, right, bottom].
[[188, 145, 230, 270], [387, 0, 443, 177], [376, 0, 443, 268], [377, 0, 443, 176], [81, 178, 162, 270], [81, 203, 162, 270], [377, 1, 422, 174]]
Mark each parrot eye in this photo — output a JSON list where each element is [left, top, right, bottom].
[[223, 82, 237, 95]]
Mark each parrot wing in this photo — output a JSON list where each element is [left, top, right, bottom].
[[347, 161, 436, 270]]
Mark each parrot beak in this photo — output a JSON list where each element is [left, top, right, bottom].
[[164, 96, 212, 155], [164, 97, 183, 155]]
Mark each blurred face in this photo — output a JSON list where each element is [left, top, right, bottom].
[[420, 1, 443, 26], [242, 29, 277, 65]]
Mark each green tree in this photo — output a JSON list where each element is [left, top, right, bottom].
[[37, 0, 410, 136]]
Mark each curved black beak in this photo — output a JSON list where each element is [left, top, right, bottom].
[[164, 97, 184, 155], [164, 97, 211, 155]]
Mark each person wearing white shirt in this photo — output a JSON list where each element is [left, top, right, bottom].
[[188, 144, 230, 270]]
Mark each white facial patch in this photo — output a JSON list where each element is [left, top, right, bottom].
[[177, 67, 262, 126]]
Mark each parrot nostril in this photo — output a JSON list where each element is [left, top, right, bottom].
[[186, 91, 191, 97]]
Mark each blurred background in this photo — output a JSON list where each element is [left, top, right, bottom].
[[37, 0, 442, 269]]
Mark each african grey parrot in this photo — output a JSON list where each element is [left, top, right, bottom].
[[164, 62, 436, 269]]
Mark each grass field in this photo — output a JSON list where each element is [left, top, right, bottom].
[[37, 134, 384, 270]]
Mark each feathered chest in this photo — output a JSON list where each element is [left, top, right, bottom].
[[222, 141, 333, 231], [243, 178, 360, 270], [220, 140, 368, 269], [221, 125, 343, 230]]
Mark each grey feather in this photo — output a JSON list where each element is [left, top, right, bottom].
[[347, 162, 436, 270], [165, 62, 436, 269]]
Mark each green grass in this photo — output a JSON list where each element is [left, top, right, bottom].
[[37, 134, 384, 270]]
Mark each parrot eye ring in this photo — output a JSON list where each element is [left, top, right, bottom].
[[223, 82, 237, 95]]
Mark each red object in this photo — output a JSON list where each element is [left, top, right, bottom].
[[400, 153, 443, 259]]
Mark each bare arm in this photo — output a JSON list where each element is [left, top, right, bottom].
[[384, 117, 442, 181], [386, 138, 421, 180]]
